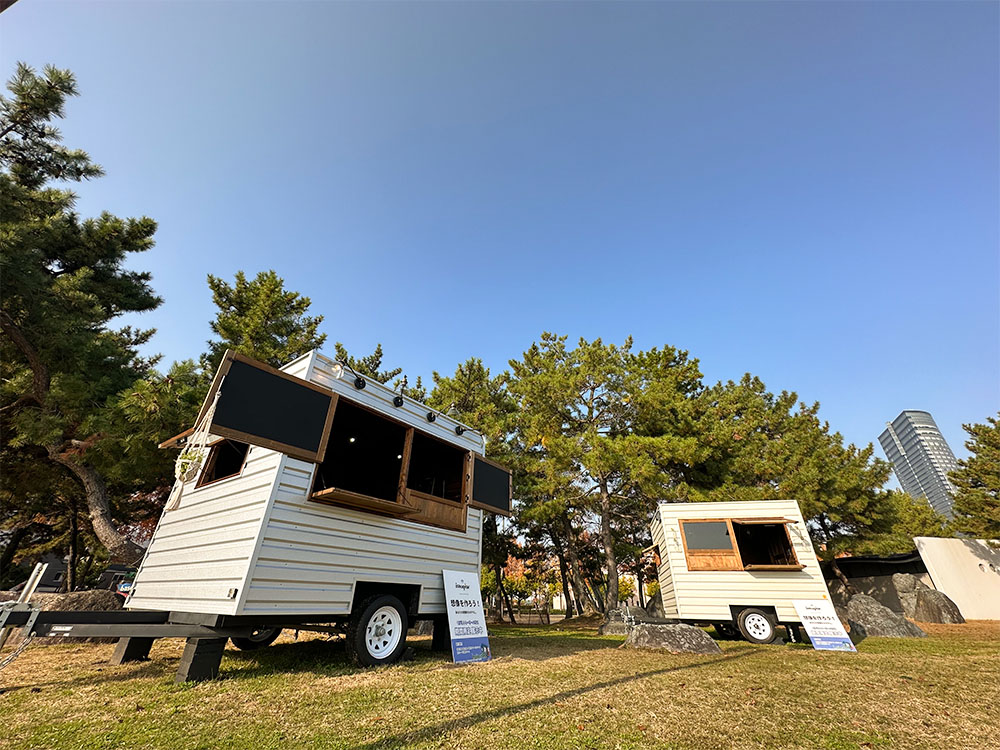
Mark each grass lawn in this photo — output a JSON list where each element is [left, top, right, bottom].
[[1, 620, 997, 750]]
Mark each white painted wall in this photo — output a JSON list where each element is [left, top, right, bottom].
[[915, 537, 1000, 620]]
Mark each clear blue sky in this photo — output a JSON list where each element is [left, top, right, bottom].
[[2, 1, 997, 465]]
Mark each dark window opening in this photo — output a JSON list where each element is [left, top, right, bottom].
[[732, 523, 797, 566], [311, 400, 406, 502], [407, 432, 464, 502], [198, 439, 250, 486], [681, 521, 734, 551]]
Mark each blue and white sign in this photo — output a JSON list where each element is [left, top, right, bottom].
[[442, 569, 491, 664], [793, 599, 857, 652]]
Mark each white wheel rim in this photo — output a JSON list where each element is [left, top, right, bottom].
[[365, 606, 402, 659], [745, 613, 772, 640]]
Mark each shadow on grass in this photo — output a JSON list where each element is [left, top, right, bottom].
[[222, 629, 624, 677], [351, 650, 756, 749], [0, 657, 172, 693]]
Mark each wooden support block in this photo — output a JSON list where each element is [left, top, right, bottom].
[[175, 637, 227, 683], [111, 636, 154, 664], [431, 615, 450, 653]]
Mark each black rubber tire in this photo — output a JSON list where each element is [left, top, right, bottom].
[[736, 608, 778, 644], [230, 627, 282, 651], [713, 622, 741, 640], [346, 594, 409, 667]]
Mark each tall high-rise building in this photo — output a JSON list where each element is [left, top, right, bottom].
[[878, 410, 959, 517]]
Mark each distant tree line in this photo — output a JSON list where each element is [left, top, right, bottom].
[[2, 64, 996, 601]]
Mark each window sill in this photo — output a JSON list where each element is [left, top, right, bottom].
[[743, 564, 806, 571], [310, 487, 419, 517]]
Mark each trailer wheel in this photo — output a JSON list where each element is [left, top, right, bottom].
[[231, 627, 282, 651], [347, 594, 409, 667], [736, 608, 778, 644]]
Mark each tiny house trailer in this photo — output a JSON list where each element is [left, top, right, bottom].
[[1, 349, 511, 681], [649, 499, 832, 643]]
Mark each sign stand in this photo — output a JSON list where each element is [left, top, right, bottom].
[[793, 599, 856, 652], [441, 570, 491, 663]]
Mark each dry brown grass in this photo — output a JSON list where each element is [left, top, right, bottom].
[[1, 621, 997, 749]]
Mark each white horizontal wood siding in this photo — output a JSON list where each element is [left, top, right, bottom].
[[126, 446, 282, 615], [238, 456, 483, 615], [649, 512, 678, 617], [128, 350, 486, 618], [655, 499, 832, 623], [126, 353, 313, 615]]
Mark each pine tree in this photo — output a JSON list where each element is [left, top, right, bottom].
[[949, 414, 1000, 538], [332, 342, 426, 400], [1, 63, 161, 564], [203, 270, 326, 372]]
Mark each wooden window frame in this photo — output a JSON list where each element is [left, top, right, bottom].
[[679, 518, 805, 572], [404, 429, 468, 506], [195, 438, 250, 489], [308, 396, 471, 532], [679, 519, 743, 571], [732, 519, 805, 571]]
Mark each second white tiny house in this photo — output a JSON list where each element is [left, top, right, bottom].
[[650, 499, 833, 643], [126, 349, 511, 666]]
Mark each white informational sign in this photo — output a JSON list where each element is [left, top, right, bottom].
[[442, 569, 491, 664], [793, 599, 856, 652]]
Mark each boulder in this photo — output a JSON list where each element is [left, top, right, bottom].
[[891, 572, 926, 595], [644, 592, 665, 619], [41, 589, 123, 612], [597, 620, 630, 636], [846, 594, 926, 638], [624, 623, 722, 654], [911, 588, 965, 624], [899, 592, 919, 619], [598, 605, 653, 635], [1, 589, 122, 644]]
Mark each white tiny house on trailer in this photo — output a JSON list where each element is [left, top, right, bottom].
[[649, 499, 832, 643], [126, 349, 510, 666]]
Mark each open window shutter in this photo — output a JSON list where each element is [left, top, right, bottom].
[[197, 351, 337, 463], [469, 456, 512, 516]]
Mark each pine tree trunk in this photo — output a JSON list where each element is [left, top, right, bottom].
[[47, 448, 146, 565], [560, 513, 594, 615], [66, 501, 79, 592], [829, 558, 856, 596], [599, 480, 619, 612], [494, 562, 517, 624], [637, 568, 645, 608], [553, 547, 574, 617], [0, 525, 29, 581]]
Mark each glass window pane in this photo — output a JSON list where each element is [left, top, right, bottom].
[[682, 521, 733, 551]]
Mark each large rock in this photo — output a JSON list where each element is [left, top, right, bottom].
[[645, 592, 665, 619], [1, 589, 122, 644], [597, 620, 630, 636], [598, 605, 655, 635], [891, 572, 924, 595], [846, 594, 926, 638], [624, 623, 722, 654], [911, 588, 965, 624]]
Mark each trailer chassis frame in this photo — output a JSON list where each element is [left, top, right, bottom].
[[0, 602, 348, 683]]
